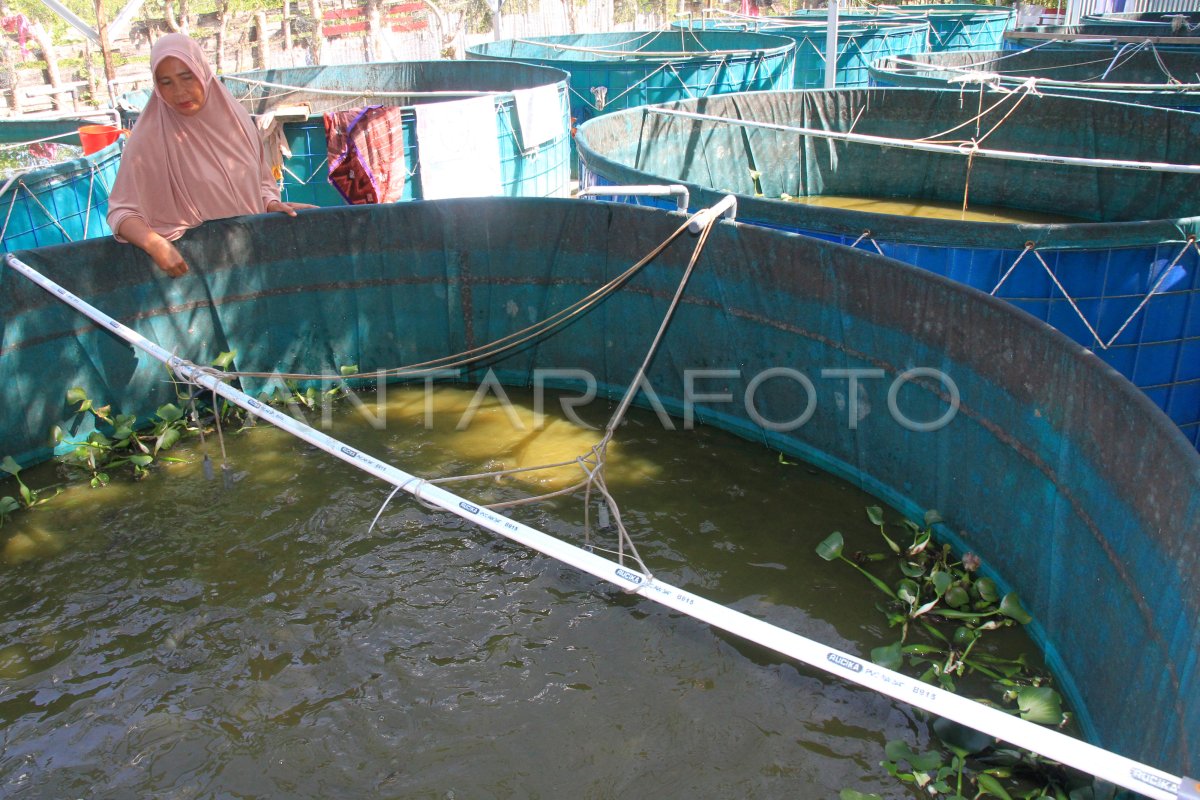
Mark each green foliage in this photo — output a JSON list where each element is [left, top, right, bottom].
[[819, 506, 1091, 799], [56, 386, 190, 487], [0, 453, 55, 523]]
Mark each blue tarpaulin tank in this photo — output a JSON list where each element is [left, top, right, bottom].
[[675, 18, 928, 88], [121, 61, 574, 206], [1, 127, 122, 252], [575, 88, 1200, 447], [2, 198, 1196, 788], [870, 47, 1200, 110], [464, 31, 795, 128]]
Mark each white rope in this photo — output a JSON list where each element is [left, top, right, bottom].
[[645, 106, 1200, 174], [1, 250, 1187, 800], [510, 37, 763, 59], [224, 76, 504, 100]]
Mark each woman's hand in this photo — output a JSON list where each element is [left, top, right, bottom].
[[267, 199, 317, 217], [116, 217, 189, 278], [145, 236, 189, 278]]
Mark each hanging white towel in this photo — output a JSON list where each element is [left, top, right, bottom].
[[414, 96, 503, 200], [511, 85, 565, 151]]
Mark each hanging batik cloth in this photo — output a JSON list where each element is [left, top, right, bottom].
[[324, 105, 408, 205]]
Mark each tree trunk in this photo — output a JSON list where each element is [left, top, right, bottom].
[[215, 0, 229, 73], [164, 0, 182, 33], [29, 20, 65, 111], [421, 0, 456, 59], [92, 0, 118, 108], [282, 0, 292, 53], [308, 0, 323, 65], [365, 0, 382, 61], [561, 0, 576, 34], [0, 0, 21, 113], [255, 11, 269, 69], [83, 40, 99, 108]]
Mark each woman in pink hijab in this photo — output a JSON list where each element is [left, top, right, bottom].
[[107, 34, 312, 278]]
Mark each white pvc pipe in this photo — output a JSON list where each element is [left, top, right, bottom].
[[1, 252, 1188, 800], [824, 0, 840, 89], [576, 184, 691, 212], [646, 106, 1200, 174]]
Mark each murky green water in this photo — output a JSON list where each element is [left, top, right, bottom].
[[785, 194, 1084, 225], [0, 385, 1050, 798]]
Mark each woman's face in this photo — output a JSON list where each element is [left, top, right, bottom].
[[154, 56, 206, 116]]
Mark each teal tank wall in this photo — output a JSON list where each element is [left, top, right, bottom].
[[2, 199, 1197, 781], [465, 31, 795, 128], [870, 47, 1200, 110], [575, 88, 1200, 448]]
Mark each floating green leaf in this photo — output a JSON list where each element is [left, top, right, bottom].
[[866, 506, 885, 526], [66, 386, 88, 405], [899, 560, 926, 578], [931, 570, 952, 597], [156, 427, 181, 453], [156, 403, 184, 423], [871, 641, 904, 671], [211, 350, 238, 369], [339, 364, 359, 376], [128, 455, 153, 467], [816, 531, 844, 561], [976, 772, 1014, 800], [882, 739, 944, 772], [839, 790, 883, 800], [999, 592, 1033, 624], [0, 496, 18, 515], [1016, 686, 1063, 725], [975, 577, 999, 603], [0, 455, 21, 476], [944, 585, 970, 609], [897, 579, 920, 605]]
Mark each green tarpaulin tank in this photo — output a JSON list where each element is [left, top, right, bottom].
[[780, 4, 1015, 52], [869, 47, 1200, 110], [674, 18, 929, 88], [2, 198, 1197, 792], [1004, 21, 1200, 49], [464, 31, 795, 128], [574, 88, 1200, 447], [121, 61, 574, 206]]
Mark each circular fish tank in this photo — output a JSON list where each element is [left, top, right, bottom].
[[780, 3, 1015, 53], [464, 30, 795, 128], [120, 61, 575, 206], [674, 17, 929, 88], [575, 87, 1200, 447], [2, 199, 1198, 795], [870, 47, 1200, 110], [1, 117, 123, 252]]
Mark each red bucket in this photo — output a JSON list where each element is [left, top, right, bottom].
[[77, 124, 128, 155]]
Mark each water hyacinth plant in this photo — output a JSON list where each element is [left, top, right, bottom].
[[819, 507, 1098, 800]]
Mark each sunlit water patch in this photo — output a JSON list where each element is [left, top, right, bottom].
[[0, 385, 1054, 797]]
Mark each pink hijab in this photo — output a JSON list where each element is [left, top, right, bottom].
[[107, 34, 280, 241]]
